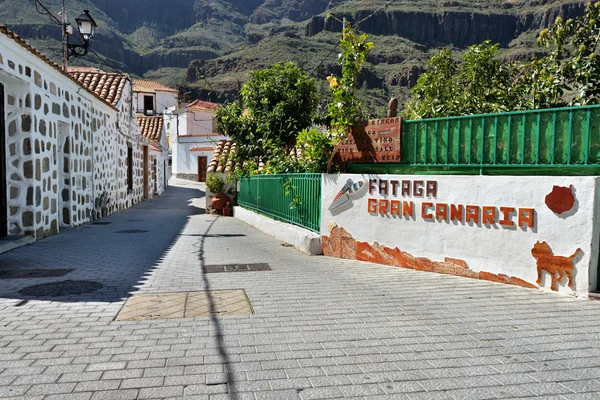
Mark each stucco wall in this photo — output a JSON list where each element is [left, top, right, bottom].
[[172, 136, 226, 178], [321, 174, 600, 296], [187, 110, 214, 134]]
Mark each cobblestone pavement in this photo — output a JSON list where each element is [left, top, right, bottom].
[[1, 179, 600, 400]]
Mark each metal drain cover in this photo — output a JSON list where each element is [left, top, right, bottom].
[[116, 290, 252, 321], [92, 221, 112, 225], [19, 280, 103, 297], [0, 269, 73, 279], [115, 230, 149, 234], [203, 263, 271, 273]]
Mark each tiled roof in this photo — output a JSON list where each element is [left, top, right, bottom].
[[207, 140, 302, 174], [190, 147, 214, 152], [0, 25, 118, 111], [136, 114, 163, 142], [132, 79, 178, 94], [68, 68, 129, 107], [208, 140, 238, 173], [187, 99, 220, 111]]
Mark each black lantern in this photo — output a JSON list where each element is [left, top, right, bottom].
[[67, 9, 97, 58], [75, 10, 96, 41]]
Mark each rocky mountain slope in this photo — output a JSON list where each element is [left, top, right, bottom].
[[1, 0, 588, 111]]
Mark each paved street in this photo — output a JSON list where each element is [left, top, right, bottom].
[[1, 179, 600, 400]]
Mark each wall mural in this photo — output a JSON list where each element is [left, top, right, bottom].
[[545, 185, 576, 215], [322, 224, 538, 289], [531, 241, 581, 291], [323, 176, 589, 294]]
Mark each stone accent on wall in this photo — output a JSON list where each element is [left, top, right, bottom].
[[322, 225, 538, 290], [174, 173, 198, 181], [0, 41, 168, 240]]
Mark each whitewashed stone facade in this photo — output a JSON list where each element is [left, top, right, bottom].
[[0, 28, 163, 239]]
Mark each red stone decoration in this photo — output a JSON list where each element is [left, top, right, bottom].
[[322, 225, 538, 289], [545, 185, 575, 215], [335, 118, 402, 163], [531, 241, 580, 291]]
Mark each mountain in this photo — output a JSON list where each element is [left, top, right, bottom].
[[0, 0, 588, 111]]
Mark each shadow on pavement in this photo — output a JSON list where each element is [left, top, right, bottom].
[[0, 181, 208, 303]]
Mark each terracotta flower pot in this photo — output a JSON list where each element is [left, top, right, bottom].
[[222, 206, 233, 217], [211, 194, 230, 212]]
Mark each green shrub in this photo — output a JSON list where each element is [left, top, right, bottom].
[[206, 173, 225, 194]]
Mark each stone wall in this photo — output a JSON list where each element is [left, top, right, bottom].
[[0, 33, 166, 239]]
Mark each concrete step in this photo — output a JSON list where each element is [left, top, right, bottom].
[[0, 235, 35, 255]]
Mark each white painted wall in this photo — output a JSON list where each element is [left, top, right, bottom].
[[134, 91, 177, 115], [172, 136, 226, 177], [156, 91, 177, 114], [186, 110, 215, 134], [321, 174, 600, 296]]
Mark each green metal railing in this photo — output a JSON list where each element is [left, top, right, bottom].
[[238, 174, 322, 233], [402, 104, 600, 168]]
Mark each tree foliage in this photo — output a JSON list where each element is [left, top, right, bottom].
[[326, 22, 374, 140], [404, 41, 520, 119], [215, 62, 319, 176], [404, 1, 600, 119]]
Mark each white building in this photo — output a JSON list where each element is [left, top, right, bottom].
[[0, 26, 165, 241], [132, 79, 178, 116], [166, 100, 228, 182]]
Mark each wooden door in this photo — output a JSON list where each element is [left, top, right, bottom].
[[143, 146, 149, 199], [197, 156, 207, 182], [0, 84, 6, 238]]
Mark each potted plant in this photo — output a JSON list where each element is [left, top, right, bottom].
[[206, 173, 229, 213], [222, 202, 233, 217]]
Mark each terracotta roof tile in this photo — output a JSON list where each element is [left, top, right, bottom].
[[0, 25, 118, 111], [150, 144, 162, 152], [187, 99, 220, 111], [68, 68, 129, 106], [207, 140, 302, 174], [132, 79, 178, 94], [190, 147, 214, 152], [136, 114, 163, 142], [208, 140, 238, 173]]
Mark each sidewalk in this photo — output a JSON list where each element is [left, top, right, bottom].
[[0, 179, 599, 399]]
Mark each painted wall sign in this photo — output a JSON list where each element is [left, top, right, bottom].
[[365, 178, 535, 229], [321, 174, 600, 296], [336, 118, 401, 163]]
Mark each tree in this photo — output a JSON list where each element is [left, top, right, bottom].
[[326, 22, 374, 140], [535, 2, 600, 106], [216, 62, 319, 175], [404, 1, 600, 119], [402, 48, 458, 119], [404, 42, 518, 119]]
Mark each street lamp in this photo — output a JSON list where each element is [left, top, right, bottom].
[[66, 10, 97, 59], [75, 10, 96, 41]]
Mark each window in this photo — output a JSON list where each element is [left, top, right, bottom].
[[127, 146, 133, 192], [143, 95, 154, 115]]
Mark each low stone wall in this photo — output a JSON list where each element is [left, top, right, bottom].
[[235, 206, 322, 255], [173, 173, 198, 182], [321, 174, 600, 296]]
